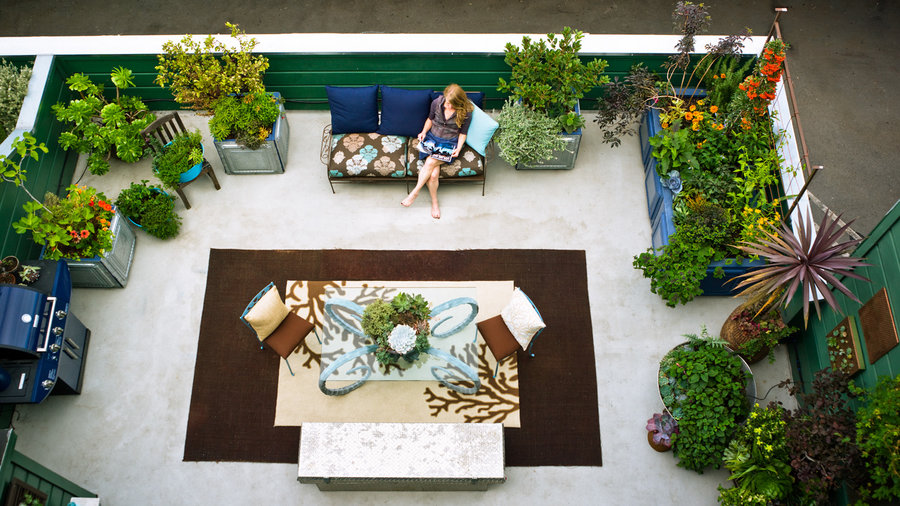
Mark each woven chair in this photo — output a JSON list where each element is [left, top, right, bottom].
[[140, 112, 220, 209]]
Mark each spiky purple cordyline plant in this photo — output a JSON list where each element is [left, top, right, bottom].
[[732, 211, 870, 327]]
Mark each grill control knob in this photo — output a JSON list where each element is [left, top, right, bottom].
[[52, 326, 64, 336], [41, 380, 55, 390], [49, 343, 61, 352], [55, 310, 67, 319]]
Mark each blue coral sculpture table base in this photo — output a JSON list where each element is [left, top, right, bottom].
[[319, 295, 481, 396]]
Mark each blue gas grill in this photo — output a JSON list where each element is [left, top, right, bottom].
[[0, 260, 90, 404]]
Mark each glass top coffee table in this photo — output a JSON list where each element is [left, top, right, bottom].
[[318, 284, 480, 396]]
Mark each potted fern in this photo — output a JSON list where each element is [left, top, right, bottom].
[[497, 27, 609, 169]]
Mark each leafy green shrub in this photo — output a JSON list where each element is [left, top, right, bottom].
[[498, 27, 609, 125], [852, 374, 900, 503], [663, 330, 749, 473], [208, 91, 280, 149], [52, 67, 155, 175], [0, 59, 32, 141], [649, 122, 696, 176], [155, 22, 268, 112], [152, 130, 203, 190], [718, 403, 793, 503], [114, 180, 181, 240], [495, 98, 566, 166], [633, 231, 717, 307]]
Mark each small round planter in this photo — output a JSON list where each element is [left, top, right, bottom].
[[178, 143, 205, 183], [657, 341, 757, 420], [155, 141, 204, 185], [125, 187, 172, 229], [720, 305, 770, 364], [647, 431, 672, 452], [1, 255, 19, 274]]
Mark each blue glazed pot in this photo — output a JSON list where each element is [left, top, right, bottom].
[[154, 141, 204, 184], [126, 187, 171, 229], [178, 143, 204, 183]]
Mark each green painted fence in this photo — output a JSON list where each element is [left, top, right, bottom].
[[1, 430, 96, 505], [787, 199, 900, 393], [0, 56, 80, 262], [1, 50, 703, 259]]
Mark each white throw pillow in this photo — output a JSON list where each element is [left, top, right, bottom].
[[244, 285, 290, 340], [500, 287, 546, 350]]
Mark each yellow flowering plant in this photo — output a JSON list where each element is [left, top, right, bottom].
[[719, 403, 794, 504]]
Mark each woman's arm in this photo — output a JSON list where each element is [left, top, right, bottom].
[[452, 133, 467, 158], [418, 118, 433, 142]]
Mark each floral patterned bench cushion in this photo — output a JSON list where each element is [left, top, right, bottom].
[[328, 133, 409, 178], [407, 138, 485, 178]]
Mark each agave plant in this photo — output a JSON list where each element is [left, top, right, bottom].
[[732, 211, 870, 326]]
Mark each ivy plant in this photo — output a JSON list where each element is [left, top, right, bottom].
[[666, 330, 749, 473], [53, 67, 155, 176]]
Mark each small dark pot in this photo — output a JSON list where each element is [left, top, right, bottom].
[[647, 431, 672, 452]]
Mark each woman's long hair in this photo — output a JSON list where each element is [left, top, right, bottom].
[[444, 83, 474, 129]]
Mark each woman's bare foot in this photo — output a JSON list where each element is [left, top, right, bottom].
[[431, 203, 441, 219], [401, 192, 417, 207]]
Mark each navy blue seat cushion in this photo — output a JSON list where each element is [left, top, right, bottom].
[[429, 90, 485, 109], [326, 85, 379, 134], [377, 86, 433, 137]]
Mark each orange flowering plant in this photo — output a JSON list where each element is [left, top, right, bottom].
[[736, 39, 788, 118], [13, 184, 116, 261]]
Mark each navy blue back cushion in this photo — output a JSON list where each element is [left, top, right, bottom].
[[326, 85, 379, 134], [377, 86, 433, 137], [429, 90, 485, 109]]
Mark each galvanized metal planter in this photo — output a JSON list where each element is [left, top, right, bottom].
[[516, 100, 582, 170], [214, 92, 289, 175], [47, 210, 137, 288]]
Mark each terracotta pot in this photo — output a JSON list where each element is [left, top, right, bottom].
[[721, 304, 770, 364], [0, 255, 19, 274], [647, 431, 671, 452]]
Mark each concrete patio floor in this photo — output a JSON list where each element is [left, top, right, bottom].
[[6, 109, 798, 504]]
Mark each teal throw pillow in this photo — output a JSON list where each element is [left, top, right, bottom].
[[464, 105, 498, 157]]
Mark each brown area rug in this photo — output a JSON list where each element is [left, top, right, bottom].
[[184, 249, 601, 466]]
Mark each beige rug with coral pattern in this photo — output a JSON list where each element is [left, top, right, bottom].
[[274, 280, 520, 427]]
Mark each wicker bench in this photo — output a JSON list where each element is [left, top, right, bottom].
[[297, 422, 505, 491], [320, 125, 489, 195]]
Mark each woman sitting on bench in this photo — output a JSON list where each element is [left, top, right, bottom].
[[401, 83, 473, 219]]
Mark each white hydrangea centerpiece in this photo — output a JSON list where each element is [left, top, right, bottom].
[[387, 324, 417, 355]]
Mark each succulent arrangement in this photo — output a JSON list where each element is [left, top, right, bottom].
[[646, 412, 679, 451], [361, 292, 432, 366]]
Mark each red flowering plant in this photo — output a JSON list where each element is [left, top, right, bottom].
[[13, 184, 115, 260]]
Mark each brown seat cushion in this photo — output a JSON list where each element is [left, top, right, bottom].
[[264, 312, 315, 359], [407, 138, 485, 178], [328, 133, 409, 178], [477, 315, 520, 362]]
